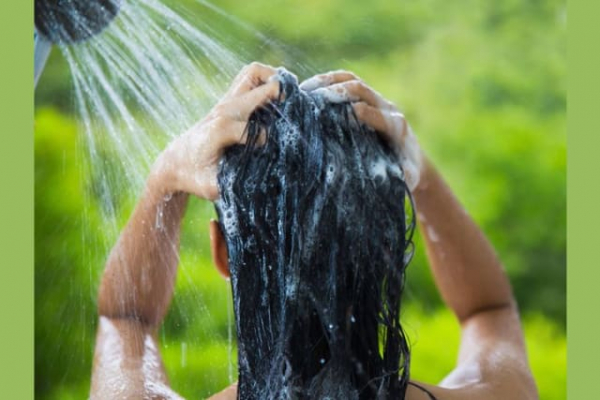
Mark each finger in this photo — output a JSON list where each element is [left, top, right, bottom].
[[299, 70, 359, 91], [352, 102, 408, 146], [212, 118, 268, 149], [402, 158, 420, 191], [227, 62, 273, 92], [226, 62, 278, 97], [207, 117, 248, 148], [314, 80, 396, 111], [226, 80, 280, 121], [352, 102, 421, 189]]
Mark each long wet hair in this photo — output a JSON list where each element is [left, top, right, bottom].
[[215, 70, 415, 400]]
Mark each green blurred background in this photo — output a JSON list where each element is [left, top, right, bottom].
[[35, 0, 566, 399]]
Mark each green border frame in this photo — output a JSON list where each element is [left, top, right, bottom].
[[0, 0, 34, 398], [567, 0, 598, 399], [0, 0, 596, 398]]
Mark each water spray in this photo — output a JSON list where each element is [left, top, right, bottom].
[[34, 0, 121, 87]]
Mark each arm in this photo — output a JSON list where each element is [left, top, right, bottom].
[[97, 176, 189, 327], [412, 158, 514, 324], [412, 157, 537, 397], [90, 162, 189, 399], [300, 71, 537, 399], [90, 63, 280, 399]]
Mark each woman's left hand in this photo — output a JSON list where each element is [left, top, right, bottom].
[[300, 71, 423, 191]]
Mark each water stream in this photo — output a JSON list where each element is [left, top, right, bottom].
[[54, 0, 315, 393]]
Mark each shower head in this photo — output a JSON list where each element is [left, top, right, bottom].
[[34, 0, 122, 87], [35, 0, 121, 44]]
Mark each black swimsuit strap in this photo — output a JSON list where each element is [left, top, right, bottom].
[[408, 382, 438, 400]]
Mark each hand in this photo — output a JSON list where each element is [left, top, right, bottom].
[[151, 62, 280, 201], [300, 71, 423, 191]]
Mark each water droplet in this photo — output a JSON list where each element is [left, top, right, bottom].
[[181, 342, 187, 368]]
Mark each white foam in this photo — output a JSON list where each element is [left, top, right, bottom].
[[219, 206, 239, 237], [398, 125, 422, 191], [369, 157, 388, 180], [325, 164, 336, 184], [426, 226, 440, 243], [299, 74, 333, 92], [313, 85, 350, 103], [154, 205, 164, 230]]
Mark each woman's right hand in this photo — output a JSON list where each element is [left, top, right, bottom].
[[300, 70, 423, 191], [150, 62, 280, 201]]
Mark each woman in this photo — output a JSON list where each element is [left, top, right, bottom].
[[90, 63, 538, 399]]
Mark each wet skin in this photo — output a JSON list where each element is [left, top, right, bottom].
[[91, 64, 538, 400]]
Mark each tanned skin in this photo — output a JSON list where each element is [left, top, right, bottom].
[[90, 65, 538, 400]]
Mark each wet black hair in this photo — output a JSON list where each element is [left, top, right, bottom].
[[215, 70, 415, 400]]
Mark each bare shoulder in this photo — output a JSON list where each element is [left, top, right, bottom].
[[406, 375, 537, 400], [406, 307, 538, 400], [406, 351, 538, 400]]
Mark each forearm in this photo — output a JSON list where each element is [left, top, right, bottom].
[[413, 157, 514, 323], [97, 166, 189, 327]]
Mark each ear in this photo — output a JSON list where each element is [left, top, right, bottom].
[[209, 219, 230, 279]]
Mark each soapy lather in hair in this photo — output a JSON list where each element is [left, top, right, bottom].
[[216, 69, 415, 400]]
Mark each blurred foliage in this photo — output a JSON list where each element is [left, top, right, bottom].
[[35, 0, 565, 399]]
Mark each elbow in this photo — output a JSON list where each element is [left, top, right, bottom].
[[97, 276, 163, 327], [458, 298, 517, 325]]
